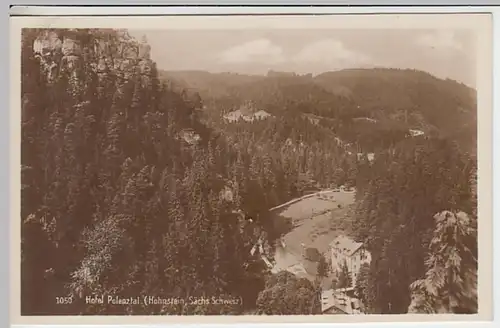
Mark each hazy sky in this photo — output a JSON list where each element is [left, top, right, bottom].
[[129, 29, 476, 87]]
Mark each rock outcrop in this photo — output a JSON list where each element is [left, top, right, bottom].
[[31, 29, 155, 94]]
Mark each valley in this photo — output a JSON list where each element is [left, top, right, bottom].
[[21, 29, 479, 317], [159, 67, 478, 315]]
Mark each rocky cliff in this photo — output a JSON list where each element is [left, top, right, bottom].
[[29, 29, 154, 94]]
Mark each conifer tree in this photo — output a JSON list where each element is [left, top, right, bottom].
[[408, 210, 477, 314]]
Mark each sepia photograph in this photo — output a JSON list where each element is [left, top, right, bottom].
[[11, 12, 493, 324]]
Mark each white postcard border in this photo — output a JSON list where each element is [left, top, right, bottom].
[[9, 9, 495, 326]]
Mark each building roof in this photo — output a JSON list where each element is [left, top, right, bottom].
[[223, 109, 272, 123], [321, 289, 362, 314], [179, 129, 201, 145], [409, 129, 425, 137], [330, 235, 364, 256], [323, 305, 347, 314], [321, 290, 342, 313]]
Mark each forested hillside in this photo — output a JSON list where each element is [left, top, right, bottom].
[[158, 70, 263, 100], [352, 137, 477, 314], [162, 68, 477, 154], [160, 66, 479, 315], [21, 28, 479, 317], [314, 69, 477, 153], [21, 29, 284, 315]]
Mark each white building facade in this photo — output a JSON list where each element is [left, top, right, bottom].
[[330, 235, 372, 287]]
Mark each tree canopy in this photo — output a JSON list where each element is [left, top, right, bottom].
[[21, 28, 479, 316]]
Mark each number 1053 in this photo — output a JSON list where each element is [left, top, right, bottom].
[[56, 296, 73, 304]]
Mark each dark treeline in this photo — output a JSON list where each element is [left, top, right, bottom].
[[202, 98, 479, 315], [206, 110, 359, 197], [21, 28, 283, 315], [352, 137, 478, 314], [164, 67, 477, 155], [165, 64, 479, 314], [21, 28, 479, 316]]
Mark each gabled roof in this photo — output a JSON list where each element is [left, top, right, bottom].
[[321, 289, 354, 314], [330, 235, 364, 256]]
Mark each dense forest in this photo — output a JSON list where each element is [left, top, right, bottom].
[[21, 28, 288, 315], [163, 68, 477, 154], [162, 63, 479, 315], [352, 138, 477, 313], [21, 28, 478, 316]]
